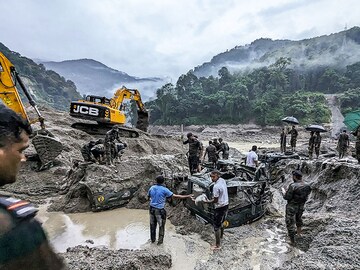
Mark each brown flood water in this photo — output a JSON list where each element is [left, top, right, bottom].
[[37, 206, 210, 270]]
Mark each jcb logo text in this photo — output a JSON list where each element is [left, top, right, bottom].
[[73, 105, 99, 116]]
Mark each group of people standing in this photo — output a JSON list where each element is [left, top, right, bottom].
[[308, 131, 322, 159], [183, 133, 230, 174]]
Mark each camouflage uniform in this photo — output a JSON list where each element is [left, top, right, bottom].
[[91, 143, 105, 163], [204, 143, 218, 167], [80, 141, 96, 162], [337, 132, 349, 159], [308, 132, 315, 159], [280, 130, 287, 153], [283, 181, 311, 243], [313, 132, 322, 158], [212, 139, 221, 151], [105, 127, 122, 165], [0, 197, 64, 269], [218, 139, 230, 159], [183, 137, 202, 174], [288, 127, 298, 151], [354, 128, 360, 163]]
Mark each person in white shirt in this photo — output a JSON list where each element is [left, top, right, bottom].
[[204, 170, 229, 250], [246, 145, 259, 168]]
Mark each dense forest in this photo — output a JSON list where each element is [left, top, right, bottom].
[[147, 57, 360, 126]]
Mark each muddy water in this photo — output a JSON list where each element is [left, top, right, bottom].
[[228, 141, 279, 153], [37, 206, 210, 270]]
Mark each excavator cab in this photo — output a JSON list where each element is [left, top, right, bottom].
[[0, 52, 62, 170], [70, 86, 149, 137]]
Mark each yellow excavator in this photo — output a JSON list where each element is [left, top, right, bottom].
[[0, 52, 63, 170], [69, 86, 149, 137]]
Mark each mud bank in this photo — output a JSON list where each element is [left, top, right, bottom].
[[63, 246, 172, 270]]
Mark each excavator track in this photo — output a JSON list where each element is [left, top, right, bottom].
[[71, 122, 140, 137]]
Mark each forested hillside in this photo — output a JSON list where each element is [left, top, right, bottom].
[[0, 43, 81, 110], [147, 27, 360, 126], [147, 57, 360, 126]]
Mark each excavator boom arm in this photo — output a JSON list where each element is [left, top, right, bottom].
[[0, 52, 62, 169]]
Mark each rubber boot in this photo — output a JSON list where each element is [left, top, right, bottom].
[[297, 226, 302, 235]]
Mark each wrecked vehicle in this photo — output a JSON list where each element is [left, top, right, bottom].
[[185, 171, 272, 228]]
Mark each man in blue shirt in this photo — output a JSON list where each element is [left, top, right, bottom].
[[148, 175, 192, 245]]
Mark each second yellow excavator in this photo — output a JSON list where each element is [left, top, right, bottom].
[[0, 52, 63, 170], [69, 86, 149, 137]]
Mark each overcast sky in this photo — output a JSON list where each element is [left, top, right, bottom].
[[1, 0, 359, 79]]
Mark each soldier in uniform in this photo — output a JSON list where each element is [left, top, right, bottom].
[[212, 138, 221, 151], [183, 133, 202, 174], [288, 125, 298, 152], [194, 135, 204, 172], [104, 125, 123, 166], [91, 139, 105, 164], [313, 131, 322, 159], [337, 130, 350, 159], [282, 170, 311, 245], [352, 127, 360, 164], [0, 105, 65, 269], [218, 138, 230, 159], [280, 128, 287, 153], [80, 140, 96, 162], [203, 141, 218, 168], [308, 131, 315, 159]]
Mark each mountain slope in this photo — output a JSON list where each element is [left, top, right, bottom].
[[194, 27, 360, 77], [0, 43, 82, 111], [41, 59, 168, 101]]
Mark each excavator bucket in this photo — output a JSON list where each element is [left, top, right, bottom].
[[136, 110, 149, 132], [31, 130, 63, 169]]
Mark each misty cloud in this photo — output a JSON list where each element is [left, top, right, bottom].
[[0, 0, 359, 80]]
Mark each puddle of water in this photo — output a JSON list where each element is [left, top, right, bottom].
[[37, 206, 210, 270]]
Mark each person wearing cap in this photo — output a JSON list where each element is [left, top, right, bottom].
[[148, 175, 192, 245], [281, 170, 311, 245], [183, 133, 202, 174], [203, 170, 229, 250]]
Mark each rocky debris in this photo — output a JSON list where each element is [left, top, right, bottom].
[[62, 246, 172, 270], [49, 154, 189, 213]]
